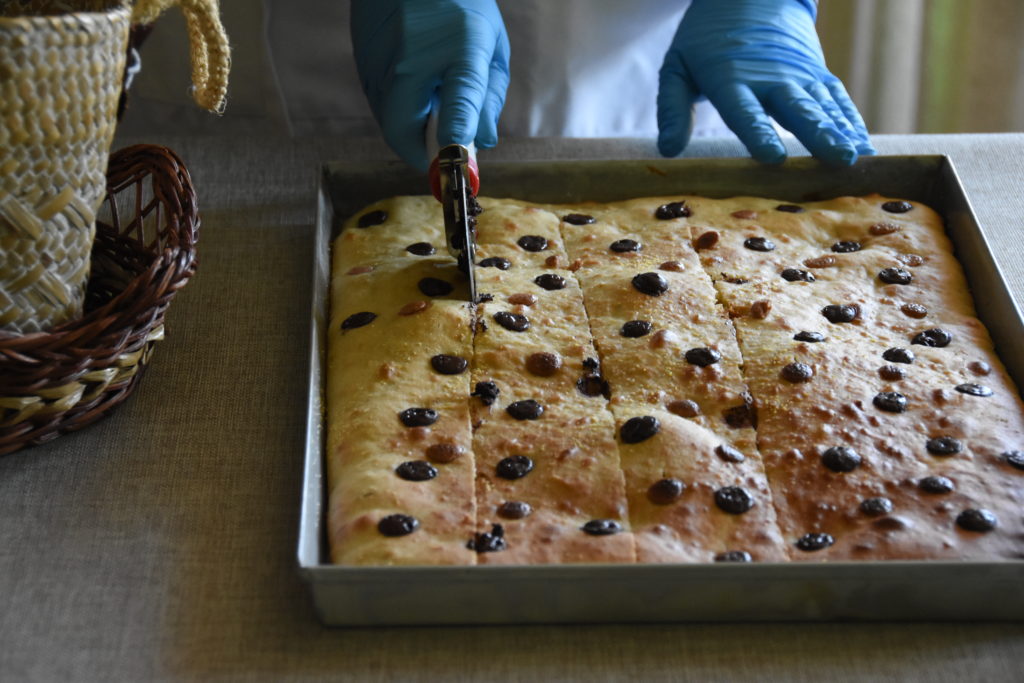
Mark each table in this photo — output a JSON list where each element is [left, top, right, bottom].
[[2, 134, 1022, 681]]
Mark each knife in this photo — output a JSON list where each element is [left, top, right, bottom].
[[427, 108, 480, 302]]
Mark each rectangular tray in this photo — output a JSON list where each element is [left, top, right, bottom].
[[300, 156, 1024, 626]]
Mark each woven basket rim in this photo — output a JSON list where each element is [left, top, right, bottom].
[[0, 2, 129, 26]]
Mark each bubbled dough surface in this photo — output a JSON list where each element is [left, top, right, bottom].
[[691, 195, 1024, 560], [471, 207, 636, 565], [328, 206, 477, 566], [328, 193, 1024, 566]]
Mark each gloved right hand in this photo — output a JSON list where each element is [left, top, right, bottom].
[[351, 0, 510, 170]]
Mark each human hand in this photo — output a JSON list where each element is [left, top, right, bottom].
[[657, 0, 874, 166], [351, 0, 510, 170]]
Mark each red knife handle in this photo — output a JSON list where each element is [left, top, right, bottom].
[[429, 154, 479, 202]]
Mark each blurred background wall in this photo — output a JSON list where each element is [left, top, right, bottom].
[[818, 0, 1024, 134]]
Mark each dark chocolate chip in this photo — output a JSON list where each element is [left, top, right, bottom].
[[620, 416, 660, 444], [534, 273, 566, 290], [647, 478, 685, 505], [621, 320, 653, 337], [956, 508, 998, 532], [781, 362, 814, 383], [357, 210, 388, 227], [517, 235, 549, 252], [794, 331, 826, 343], [471, 381, 500, 406], [775, 204, 804, 213], [497, 501, 532, 520], [714, 486, 755, 515], [399, 407, 439, 427], [743, 237, 776, 252], [796, 532, 834, 551], [716, 444, 746, 463], [475, 293, 494, 304], [822, 304, 859, 323], [494, 311, 530, 332], [1004, 451, 1024, 470], [431, 354, 468, 375], [479, 256, 512, 270], [831, 240, 862, 253], [341, 311, 377, 331], [610, 239, 641, 253], [583, 357, 599, 371], [631, 272, 669, 296], [723, 399, 757, 429], [654, 201, 690, 219], [467, 524, 507, 553], [781, 268, 815, 282], [467, 196, 483, 216], [395, 460, 438, 481], [496, 455, 534, 480], [926, 436, 962, 456], [562, 213, 595, 225], [685, 347, 721, 367], [919, 475, 954, 494], [582, 519, 623, 535], [873, 392, 907, 413], [879, 267, 913, 285], [406, 242, 435, 255], [882, 200, 914, 213], [912, 328, 952, 347], [526, 352, 562, 377], [378, 513, 418, 536], [576, 373, 610, 398], [506, 400, 544, 420], [822, 446, 862, 472], [955, 383, 993, 397], [860, 497, 893, 516], [879, 365, 905, 381], [714, 550, 753, 563], [883, 348, 915, 364], [418, 277, 453, 297]]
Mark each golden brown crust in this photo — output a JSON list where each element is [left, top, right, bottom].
[[328, 192, 1024, 566]]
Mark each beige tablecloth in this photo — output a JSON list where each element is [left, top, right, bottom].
[[1, 134, 1022, 682]]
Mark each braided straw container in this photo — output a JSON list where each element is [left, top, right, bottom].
[[0, 144, 198, 456], [0, 1, 132, 334]]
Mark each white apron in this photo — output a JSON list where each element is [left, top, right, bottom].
[[118, 0, 731, 141]]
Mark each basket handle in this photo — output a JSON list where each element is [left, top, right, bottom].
[[132, 0, 230, 113]]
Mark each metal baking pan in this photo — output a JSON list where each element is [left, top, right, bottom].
[[299, 156, 1024, 626]]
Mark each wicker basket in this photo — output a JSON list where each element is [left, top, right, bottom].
[[0, 0, 132, 334], [0, 144, 199, 456]]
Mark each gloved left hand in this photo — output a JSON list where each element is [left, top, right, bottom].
[[657, 0, 875, 166], [351, 0, 510, 170]]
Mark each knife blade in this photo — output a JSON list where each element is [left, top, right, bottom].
[[427, 106, 479, 302], [435, 144, 478, 302]]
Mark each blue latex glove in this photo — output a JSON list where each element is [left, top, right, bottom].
[[657, 0, 875, 166], [351, 0, 510, 170]]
